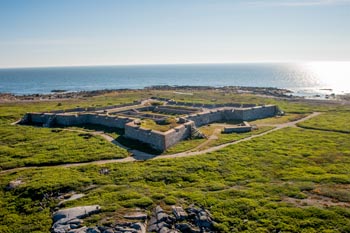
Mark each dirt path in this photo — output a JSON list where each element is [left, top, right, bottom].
[[0, 112, 321, 174], [157, 112, 321, 160], [189, 128, 221, 152]]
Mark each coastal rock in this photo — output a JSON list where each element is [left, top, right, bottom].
[[6, 179, 24, 190], [86, 227, 101, 233], [100, 228, 114, 233], [53, 205, 101, 223], [68, 226, 87, 233], [172, 206, 188, 221], [114, 222, 146, 233], [51, 205, 100, 233], [175, 223, 200, 233], [124, 212, 148, 220]]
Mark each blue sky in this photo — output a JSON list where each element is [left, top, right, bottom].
[[0, 0, 349, 68]]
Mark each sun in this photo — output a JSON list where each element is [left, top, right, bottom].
[[305, 61, 350, 92]]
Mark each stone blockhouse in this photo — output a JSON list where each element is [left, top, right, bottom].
[[223, 121, 252, 133]]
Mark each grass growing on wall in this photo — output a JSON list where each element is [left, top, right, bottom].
[[140, 118, 179, 132]]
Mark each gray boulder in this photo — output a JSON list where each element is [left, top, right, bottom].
[[86, 227, 101, 233], [53, 205, 101, 223], [172, 206, 188, 221], [52, 205, 101, 233]]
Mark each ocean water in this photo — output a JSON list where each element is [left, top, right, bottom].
[[0, 62, 349, 96]]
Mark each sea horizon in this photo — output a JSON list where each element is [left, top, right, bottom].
[[1, 62, 349, 97], [1, 60, 349, 70]]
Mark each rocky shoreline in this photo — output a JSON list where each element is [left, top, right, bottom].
[[0, 85, 293, 102], [1, 85, 348, 105]]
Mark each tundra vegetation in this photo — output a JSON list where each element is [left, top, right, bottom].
[[0, 89, 350, 232]]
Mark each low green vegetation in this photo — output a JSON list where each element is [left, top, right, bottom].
[[1, 89, 350, 232], [140, 118, 179, 132], [65, 124, 123, 139], [0, 125, 128, 170], [297, 112, 350, 133], [1, 127, 350, 232], [249, 113, 307, 125], [209, 126, 274, 148], [164, 125, 274, 154], [164, 138, 206, 154]]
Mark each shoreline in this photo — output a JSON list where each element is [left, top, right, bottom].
[[0, 85, 348, 104], [0, 85, 292, 102]]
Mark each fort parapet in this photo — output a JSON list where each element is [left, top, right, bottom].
[[187, 105, 277, 127], [23, 112, 134, 129]]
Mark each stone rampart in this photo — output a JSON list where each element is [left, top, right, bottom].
[[233, 105, 277, 121], [124, 122, 166, 151], [25, 112, 133, 129], [187, 110, 222, 127], [153, 106, 199, 115], [55, 114, 88, 126], [48, 101, 142, 113], [187, 105, 277, 126], [124, 121, 193, 151], [27, 113, 52, 124], [85, 114, 132, 128], [163, 122, 193, 149]]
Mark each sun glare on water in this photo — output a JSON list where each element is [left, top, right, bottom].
[[305, 61, 350, 93]]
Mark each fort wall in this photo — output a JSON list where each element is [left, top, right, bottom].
[[163, 121, 193, 149], [234, 105, 277, 121], [85, 114, 132, 128], [187, 110, 223, 127], [124, 122, 166, 151], [28, 113, 51, 124], [55, 114, 88, 126], [153, 106, 198, 115], [188, 105, 277, 126], [124, 121, 194, 151], [25, 113, 133, 129]]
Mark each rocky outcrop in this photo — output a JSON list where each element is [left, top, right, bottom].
[[148, 205, 216, 233], [5, 179, 24, 190], [148, 206, 175, 232], [51, 205, 215, 233], [51, 205, 101, 233], [51, 206, 147, 233]]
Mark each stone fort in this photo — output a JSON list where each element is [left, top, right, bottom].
[[21, 98, 280, 152]]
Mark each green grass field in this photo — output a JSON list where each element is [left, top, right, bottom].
[[297, 112, 350, 133], [0, 125, 128, 170], [1, 89, 350, 232]]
